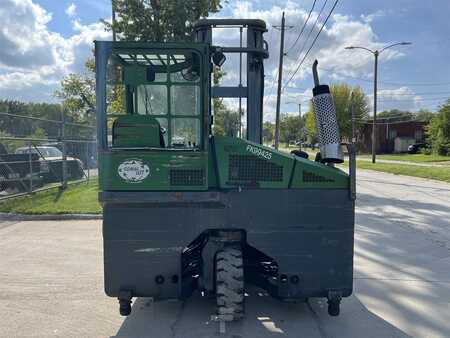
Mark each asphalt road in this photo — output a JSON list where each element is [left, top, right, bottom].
[[0, 170, 449, 337]]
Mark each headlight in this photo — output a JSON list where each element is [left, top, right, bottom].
[[40, 162, 49, 173]]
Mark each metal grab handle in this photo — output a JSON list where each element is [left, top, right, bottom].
[[344, 143, 356, 201]]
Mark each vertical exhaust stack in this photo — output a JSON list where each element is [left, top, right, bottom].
[[311, 60, 344, 164]]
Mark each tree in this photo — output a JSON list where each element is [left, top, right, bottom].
[[263, 122, 274, 144], [306, 84, 369, 141], [211, 66, 242, 137], [57, 0, 223, 117], [415, 109, 435, 123], [279, 114, 305, 144], [54, 59, 96, 121], [378, 109, 412, 119], [330, 84, 369, 140], [426, 100, 450, 156], [214, 108, 241, 137], [0, 100, 66, 141], [106, 0, 222, 42], [304, 110, 317, 143]]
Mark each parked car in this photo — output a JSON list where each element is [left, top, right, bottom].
[[15, 146, 84, 183], [407, 143, 426, 154], [0, 145, 43, 194]]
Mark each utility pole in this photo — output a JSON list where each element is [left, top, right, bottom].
[[298, 103, 302, 118], [274, 12, 286, 150], [112, 1, 117, 42]]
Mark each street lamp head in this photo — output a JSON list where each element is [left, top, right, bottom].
[[345, 46, 355, 50], [400, 42, 412, 46]]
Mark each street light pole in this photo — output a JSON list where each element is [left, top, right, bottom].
[[372, 50, 378, 163], [345, 42, 411, 163]]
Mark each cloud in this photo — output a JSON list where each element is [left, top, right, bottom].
[[360, 10, 385, 23], [0, 0, 58, 70], [0, 0, 415, 114], [65, 3, 77, 18], [210, 1, 408, 121], [366, 86, 424, 113], [0, 0, 110, 102]]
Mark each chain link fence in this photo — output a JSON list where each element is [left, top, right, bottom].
[[0, 111, 97, 199]]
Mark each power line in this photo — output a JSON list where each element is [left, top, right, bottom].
[[282, 0, 339, 92], [283, 0, 328, 85], [285, 0, 317, 53]]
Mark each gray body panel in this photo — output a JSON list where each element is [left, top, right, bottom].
[[101, 189, 354, 300]]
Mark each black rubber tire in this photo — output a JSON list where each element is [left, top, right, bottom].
[[328, 301, 340, 316], [215, 246, 244, 321]]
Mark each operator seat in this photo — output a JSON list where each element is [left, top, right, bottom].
[[112, 115, 165, 148]]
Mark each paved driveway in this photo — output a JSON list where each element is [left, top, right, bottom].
[[0, 170, 449, 337]]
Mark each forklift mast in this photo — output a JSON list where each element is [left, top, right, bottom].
[[194, 19, 268, 144]]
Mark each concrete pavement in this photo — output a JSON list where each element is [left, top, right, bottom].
[[0, 170, 449, 337]]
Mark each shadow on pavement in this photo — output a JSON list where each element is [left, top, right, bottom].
[[112, 288, 409, 338]]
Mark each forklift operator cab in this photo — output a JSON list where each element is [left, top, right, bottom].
[[107, 49, 205, 150]]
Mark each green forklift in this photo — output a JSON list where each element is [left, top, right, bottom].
[[95, 19, 355, 321]]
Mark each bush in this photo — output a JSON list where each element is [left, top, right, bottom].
[[426, 100, 450, 156]]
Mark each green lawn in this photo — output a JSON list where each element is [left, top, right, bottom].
[[357, 162, 450, 183], [1, 155, 449, 215], [359, 153, 450, 163], [277, 144, 317, 158], [0, 180, 101, 214]]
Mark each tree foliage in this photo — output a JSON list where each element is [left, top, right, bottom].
[[305, 110, 317, 143], [306, 84, 369, 141], [212, 66, 241, 137], [213, 108, 241, 137], [415, 109, 435, 123], [280, 114, 305, 144], [0, 100, 63, 142], [105, 0, 222, 42], [426, 100, 450, 156], [262, 121, 275, 144], [378, 109, 412, 119], [54, 58, 96, 121], [58, 0, 223, 117]]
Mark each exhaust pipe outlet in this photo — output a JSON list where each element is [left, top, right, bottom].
[[311, 60, 343, 164]]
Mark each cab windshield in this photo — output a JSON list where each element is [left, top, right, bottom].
[[107, 50, 202, 149]]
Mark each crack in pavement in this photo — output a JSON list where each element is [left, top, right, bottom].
[[306, 300, 328, 338], [170, 300, 186, 338]]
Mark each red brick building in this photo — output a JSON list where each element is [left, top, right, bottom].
[[358, 120, 426, 154]]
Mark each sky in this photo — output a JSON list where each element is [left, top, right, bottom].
[[1, 0, 449, 122]]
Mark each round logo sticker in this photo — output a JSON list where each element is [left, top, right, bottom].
[[118, 159, 150, 183]]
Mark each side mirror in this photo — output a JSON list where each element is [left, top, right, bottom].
[[212, 51, 226, 67]]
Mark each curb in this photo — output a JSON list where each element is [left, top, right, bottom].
[[0, 212, 102, 221]]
